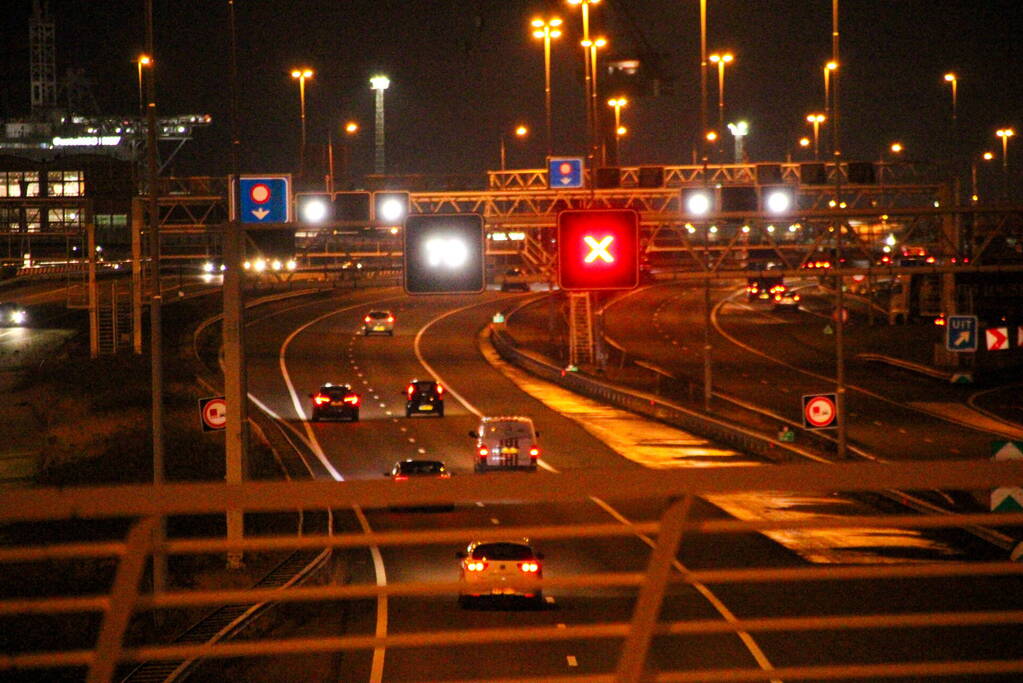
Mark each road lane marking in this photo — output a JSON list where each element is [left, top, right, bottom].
[[273, 293, 406, 683], [490, 518, 500, 525], [566, 656, 578, 667]]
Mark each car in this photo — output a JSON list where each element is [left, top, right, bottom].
[[385, 459, 454, 511], [457, 539, 544, 608], [404, 379, 444, 417], [772, 290, 801, 310], [308, 383, 360, 422], [469, 416, 540, 472], [499, 267, 531, 292], [0, 303, 28, 326], [362, 310, 395, 336]]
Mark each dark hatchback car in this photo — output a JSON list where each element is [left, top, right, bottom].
[[309, 383, 360, 422], [385, 459, 454, 511], [404, 379, 444, 417]]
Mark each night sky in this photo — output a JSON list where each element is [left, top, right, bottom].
[[1, 1, 1021, 185]]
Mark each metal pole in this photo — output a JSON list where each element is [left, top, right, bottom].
[[581, 3, 593, 177], [224, 0, 248, 570], [831, 0, 847, 461], [699, 0, 708, 160], [544, 33, 553, 159], [143, 0, 166, 595], [87, 205, 98, 359], [298, 76, 307, 178], [717, 61, 725, 146], [131, 198, 142, 354], [703, 219, 713, 411]]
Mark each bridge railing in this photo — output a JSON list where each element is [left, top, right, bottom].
[[2, 460, 1022, 682]]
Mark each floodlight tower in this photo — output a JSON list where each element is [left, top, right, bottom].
[[370, 75, 390, 175]]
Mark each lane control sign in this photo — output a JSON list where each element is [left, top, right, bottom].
[[802, 393, 838, 429], [199, 396, 227, 432], [232, 175, 292, 224]]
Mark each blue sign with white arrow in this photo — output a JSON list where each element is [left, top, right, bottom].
[[548, 157, 585, 189], [235, 175, 291, 224], [946, 314, 978, 351]]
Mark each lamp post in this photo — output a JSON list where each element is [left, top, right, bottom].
[[708, 52, 734, 147], [337, 120, 358, 190], [290, 67, 313, 177], [996, 128, 1015, 200], [799, 137, 811, 159], [500, 124, 529, 170], [582, 36, 607, 164], [135, 54, 151, 115], [972, 151, 994, 204], [607, 96, 627, 164], [568, 0, 600, 169], [370, 75, 390, 175], [944, 72, 958, 127], [531, 17, 562, 159], [806, 113, 826, 160]]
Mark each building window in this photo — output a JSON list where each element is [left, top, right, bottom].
[[0, 171, 41, 198], [47, 171, 84, 197]]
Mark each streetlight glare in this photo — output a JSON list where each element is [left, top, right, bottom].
[[291, 68, 313, 79], [685, 191, 712, 216], [799, 137, 811, 148], [944, 72, 957, 82], [344, 121, 359, 134], [300, 197, 329, 224], [424, 236, 469, 269], [826, 61, 838, 71], [766, 190, 792, 215], [890, 142, 904, 154], [370, 75, 390, 90], [515, 125, 528, 137], [705, 130, 718, 142], [617, 125, 627, 136], [379, 198, 406, 223], [983, 151, 994, 160]]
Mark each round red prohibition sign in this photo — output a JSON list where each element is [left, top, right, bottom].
[[202, 398, 227, 430], [249, 183, 272, 204], [804, 395, 836, 428]]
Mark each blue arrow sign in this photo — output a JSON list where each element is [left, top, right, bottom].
[[235, 175, 291, 224], [548, 157, 585, 189], [946, 314, 978, 351]]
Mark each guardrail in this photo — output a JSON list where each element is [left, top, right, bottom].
[[2, 462, 1023, 682]]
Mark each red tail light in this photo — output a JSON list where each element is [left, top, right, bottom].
[[478, 447, 489, 458], [393, 475, 408, 481], [364, 316, 371, 323], [465, 560, 488, 572], [793, 294, 801, 301], [406, 384, 415, 399], [518, 561, 540, 573], [436, 384, 444, 395], [386, 315, 394, 323], [529, 447, 540, 459], [344, 394, 360, 406], [314, 394, 330, 405]]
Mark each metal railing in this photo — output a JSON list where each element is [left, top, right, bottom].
[[2, 463, 1023, 682]]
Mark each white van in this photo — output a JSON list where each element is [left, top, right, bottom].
[[469, 416, 540, 472]]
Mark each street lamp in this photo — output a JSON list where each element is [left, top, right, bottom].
[[708, 52, 734, 144], [806, 113, 826, 160], [890, 142, 903, 155], [569, 0, 601, 165], [531, 17, 562, 158], [290, 67, 314, 176], [336, 120, 359, 190], [500, 124, 529, 170], [607, 96, 627, 163], [972, 151, 995, 204], [823, 61, 837, 153], [135, 54, 152, 115], [581, 36, 607, 163], [943, 73, 958, 125], [996, 128, 1015, 200], [370, 75, 390, 175]]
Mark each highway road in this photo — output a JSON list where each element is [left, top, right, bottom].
[[195, 286, 1022, 682], [601, 280, 1023, 463]]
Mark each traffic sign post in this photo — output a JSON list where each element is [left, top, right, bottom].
[[557, 209, 640, 291], [802, 393, 838, 429], [991, 440, 1023, 512], [231, 175, 292, 224], [199, 396, 227, 432], [946, 315, 978, 351], [548, 157, 585, 189]]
